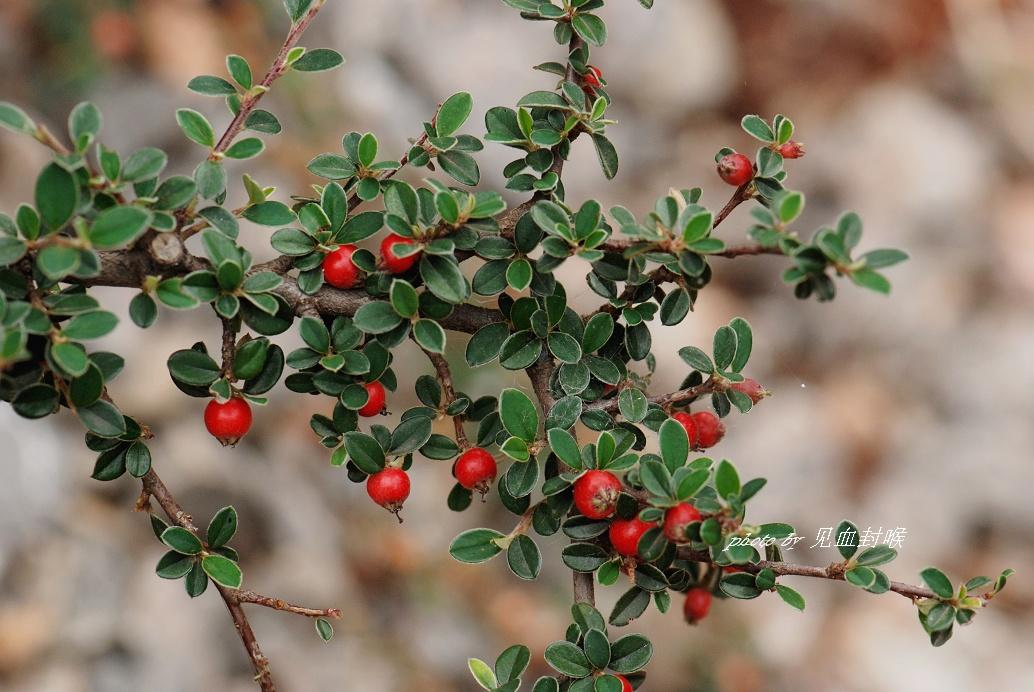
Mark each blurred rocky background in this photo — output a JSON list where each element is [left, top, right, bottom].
[[2, 0, 1033, 690]]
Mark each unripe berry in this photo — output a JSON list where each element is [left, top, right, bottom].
[[777, 140, 806, 159], [455, 447, 497, 496], [609, 516, 656, 557], [616, 675, 634, 692], [691, 411, 726, 449], [663, 502, 702, 543], [367, 467, 410, 521], [204, 396, 252, 446], [573, 470, 622, 520], [730, 377, 768, 404], [322, 244, 360, 289], [684, 587, 712, 624], [671, 411, 699, 448], [716, 153, 753, 187], [583, 65, 603, 89], [357, 381, 386, 417], [380, 233, 421, 274]]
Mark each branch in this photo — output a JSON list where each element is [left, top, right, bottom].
[[586, 378, 716, 414], [211, 0, 327, 158], [234, 590, 342, 619], [415, 340, 469, 448], [677, 548, 938, 601], [141, 469, 276, 692]]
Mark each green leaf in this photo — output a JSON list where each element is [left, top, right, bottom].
[[284, 0, 315, 23], [721, 572, 762, 599], [592, 134, 619, 180], [354, 300, 404, 334], [300, 316, 331, 353], [202, 554, 243, 589], [167, 349, 220, 386], [68, 101, 102, 147], [495, 645, 531, 684], [88, 206, 153, 250], [50, 341, 89, 377], [712, 325, 737, 371], [548, 428, 581, 468], [206, 506, 238, 548], [836, 520, 860, 559], [315, 617, 334, 642], [920, 567, 954, 599], [413, 319, 446, 354], [572, 13, 608, 46], [844, 566, 876, 589], [242, 201, 295, 226], [506, 534, 542, 580], [582, 313, 614, 353], [437, 92, 474, 137], [860, 248, 909, 269], [342, 432, 385, 474], [468, 658, 498, 690], [155, 551, 194, 579], [161, 526, 203, 555], [547, 332, 582, 364], [608, 634, 652, 673], [609, 587, 650, 626], [176, 108, 215, 147], [122, 147, 168, 182], [850, 269, 891, 294], [437, 150, 480, 186], [500, 388, 538, 442], [226, 55, 253, 89], [188, 75, 237, 96], [125, 440, 152, 477], [741, 115, 774, 142], [449, 528, 505, 564], [293, 48, 345, 72], [775, 584, 806, 611], [225, 137, 265, 160], [776, 191, 804, 223], [544, 641, 591, 678], [728, 317, 753, 372], [62, 310, 118, 340], [78, 400, 126, 437], [506, 258, 533, 292], [714, 460, 740, 499], [420, 254, 469, 304], [389, 279, 419, 318], [855, 545, 897, 567], [35, 163, 78, 230], [678, 346, 713, 373], [0, 101, 35, 135], [583, 628, 611, 669]]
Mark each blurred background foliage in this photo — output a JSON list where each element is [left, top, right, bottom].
[[1, 0, 1033, 690]]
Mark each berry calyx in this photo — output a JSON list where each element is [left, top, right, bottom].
[[380, 233, 421, 274], [684, 587, 712, 624], [730, 377, 769, 404], [616, 675, 634, 692], [204, 396, 252, 446], [663, 502, 702, 543], [367, 467, 410, 522], [454, 447, 497, 497], [691, 411, 726, 449], [573, 470, 623, 520], [358, 380, 386, 417], [671, 411, 700, 448], [322, 244, 361, 289], [583, 65, 603, 90], [717, 152, 753, 187], [777, 140, 806, 159], [609, 516, 656, 557]]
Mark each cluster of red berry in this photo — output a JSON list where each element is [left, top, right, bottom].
[[322, 232, 421, 289], [367, 446, 498, 521], [717, 142, 805, 187]]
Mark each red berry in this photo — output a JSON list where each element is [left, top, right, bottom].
[[204, 396, 252, 446], [691, 411, 726, 449], [367, 467, 410, 521], [455, 447, 497, 496], [609, 517, 655, 557], [616, 675, 634, 692], [322, 244, 360, 289], [730, 377, 768, 404], [583, 65, 603, 89], [777, 140, 806, 159], [380, 233, 420, 274], [358, 381, 386, 417], [671, 412, 699, 448], [724, 565, 744, 574], [573, 470, 623, 520], [663, 502, 702, 543], [716, 153, 753, 187], [684, 587, 712, 624]]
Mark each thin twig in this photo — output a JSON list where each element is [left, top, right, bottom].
[[233, 590, 343, 618], [677, 549, 938, 601]]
